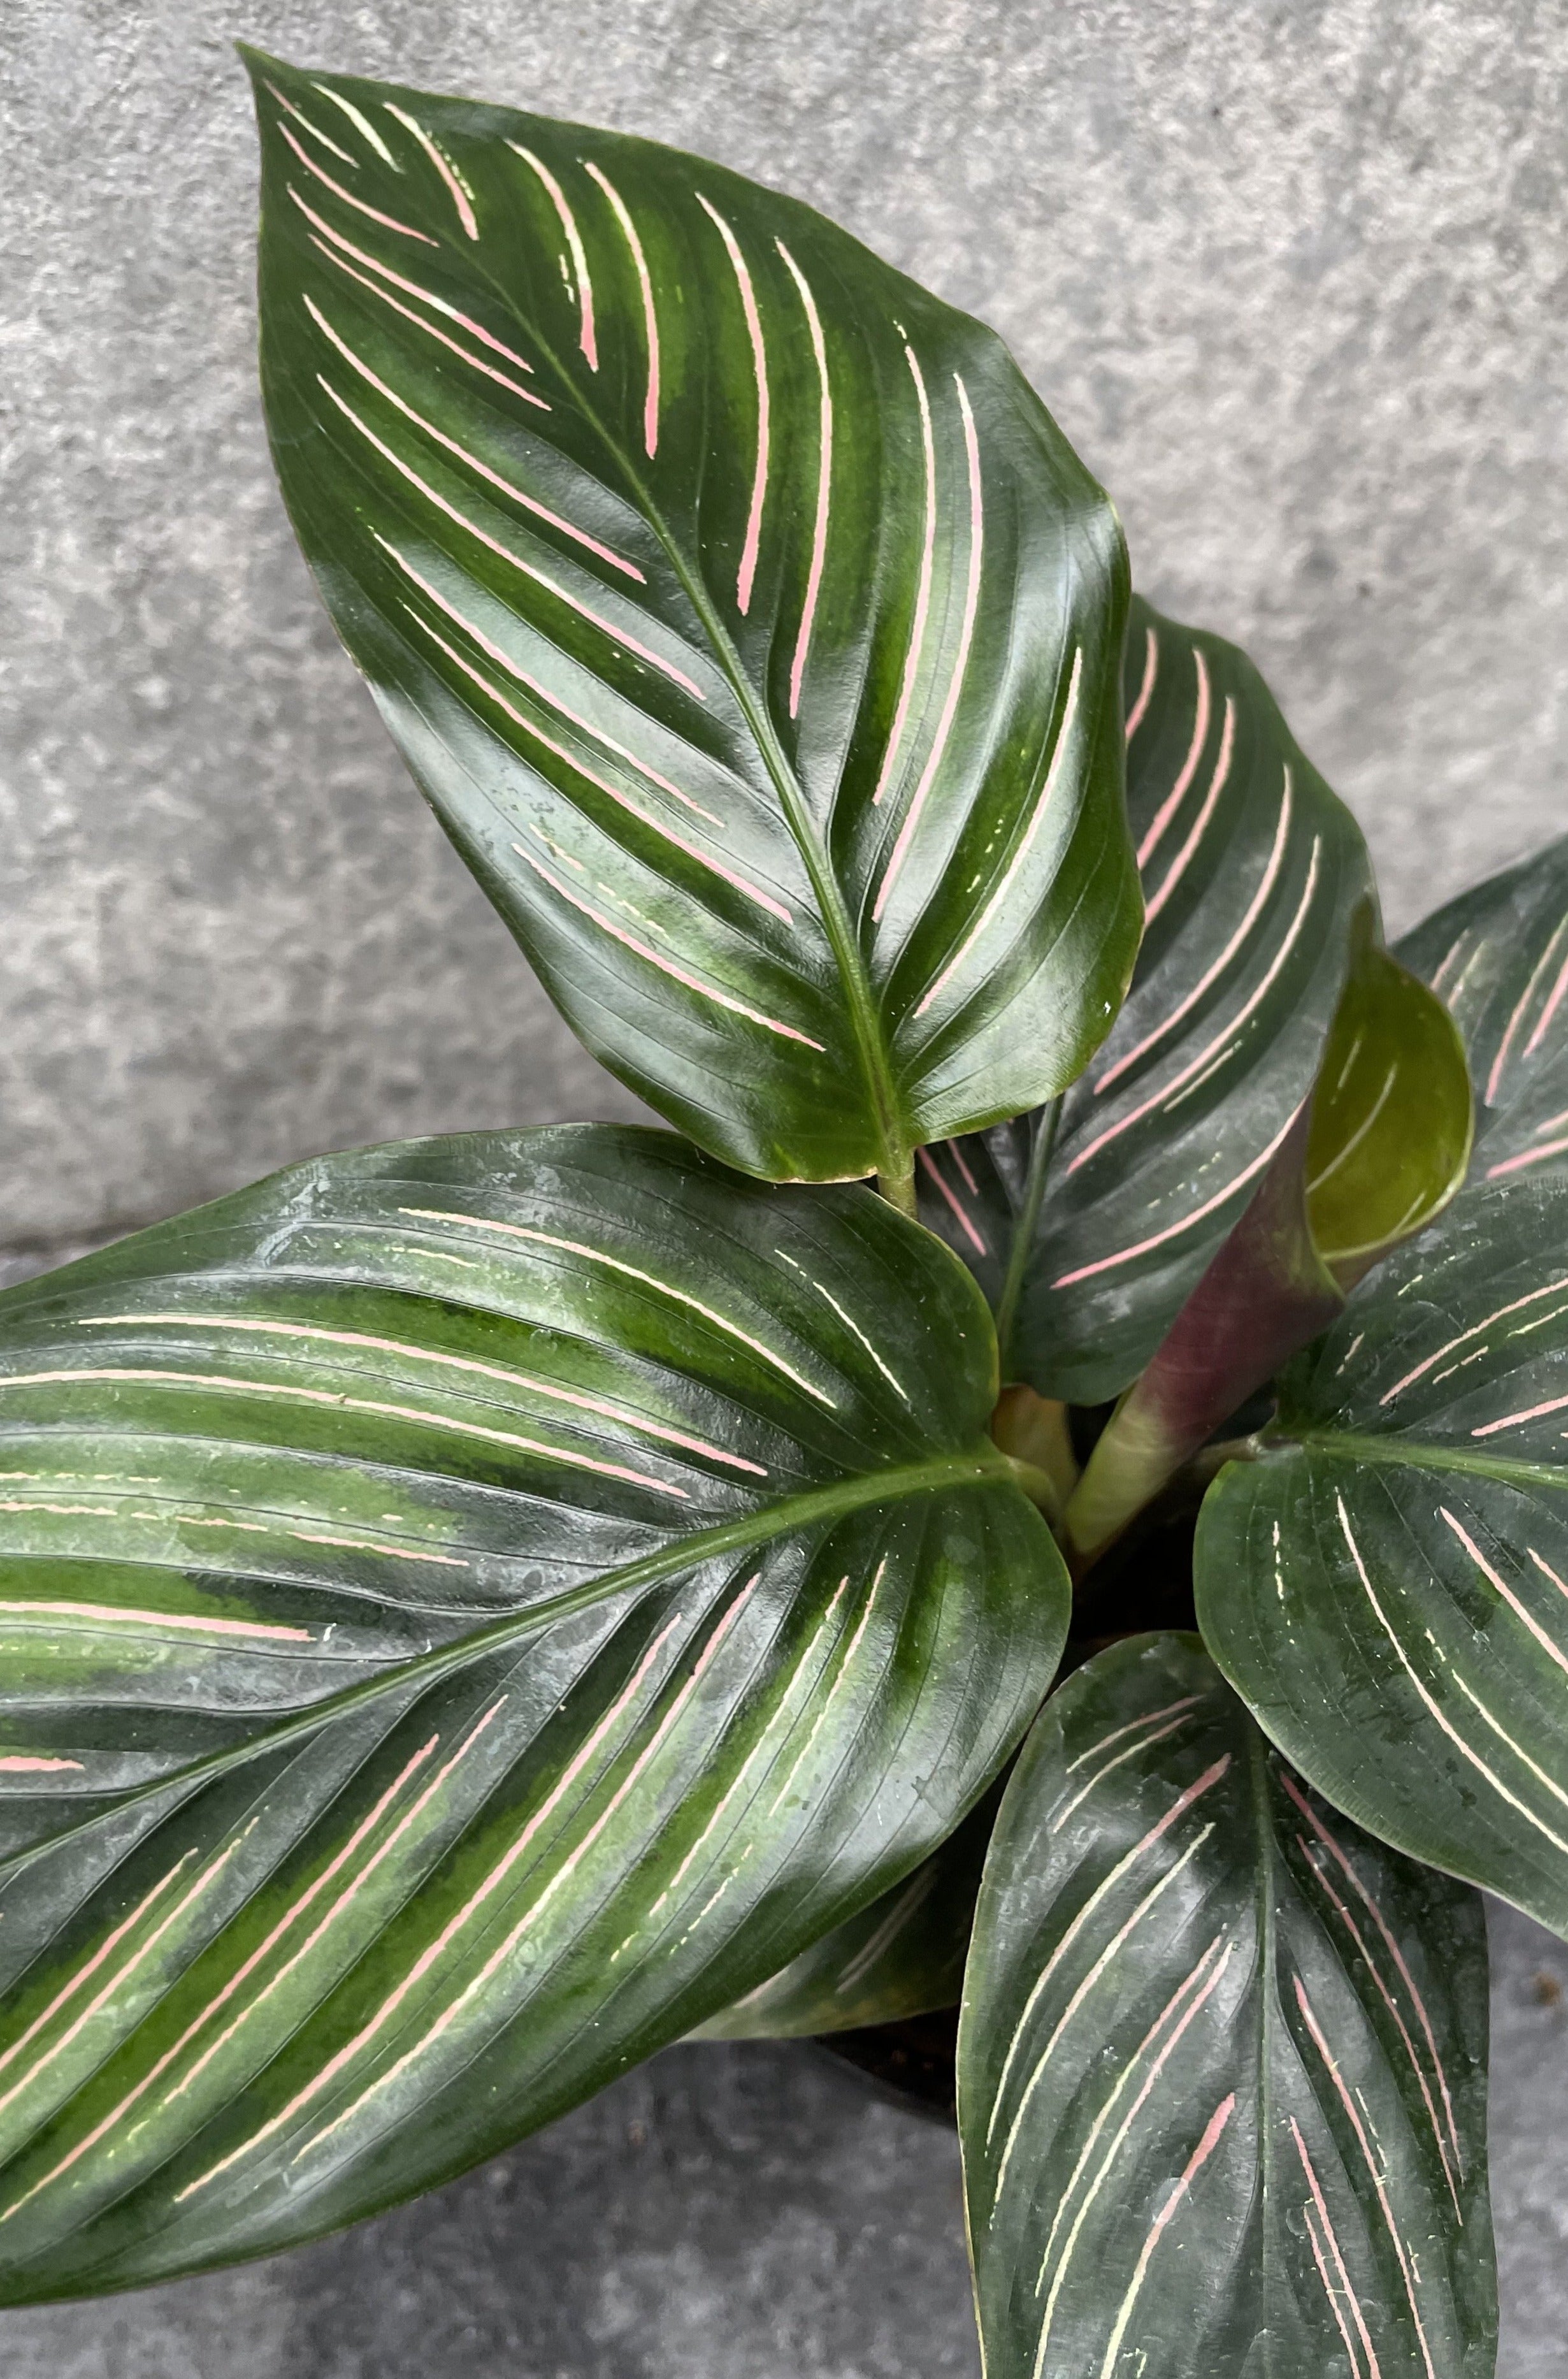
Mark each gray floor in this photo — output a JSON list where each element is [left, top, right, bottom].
[[1487, 1902, 1568, 2378], [0, 1900, 1555, 2377]]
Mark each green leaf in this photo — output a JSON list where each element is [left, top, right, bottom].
[[1197, 1171, 1568, 1938], [960, 1633, 1493, 2379], [1305, 923, 1474, 1284], [1397, 831, 1568, 1185], [691, 1788, 995, 2038], [917, 596, 1374, 1399], [0, 1125, 1065, 2298], [1062, 1106, 1343, 1563], [1063, 922, 1471, 1561], [245, 52, 1140, 1194]]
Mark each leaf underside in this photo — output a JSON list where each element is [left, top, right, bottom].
[[919, 596, 1373, 1401], [960, 1635, 1493, 2379], [248, 52, 1140, 1187], [1198, 1173, 1568, 1940], [1302, 924, 1473, 1275], [0, 1124, 1065, 2298]]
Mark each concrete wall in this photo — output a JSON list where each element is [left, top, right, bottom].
[[4, 0, 1565, 1255]]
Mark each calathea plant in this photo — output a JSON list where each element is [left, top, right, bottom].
[[3, 47, 1565, 2373]]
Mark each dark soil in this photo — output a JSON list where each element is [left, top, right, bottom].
[[813, 2007, 960, 2123]]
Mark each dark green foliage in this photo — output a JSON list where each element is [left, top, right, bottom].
[[248, 50, 1138, 1196], [0, 1126, 1063, 2292], [961, 1635, 1493, 2379], [19, 51, 1568, 2371]]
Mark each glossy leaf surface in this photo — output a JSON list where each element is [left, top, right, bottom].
[[961, 1634, 1493, 2379], [1198, 1174, 1568, 1937], [1063, 1107, 1344, 1562], [917, 597, 1372, 1400], [0, 1125, 1065, 2297], [248, 52, 1139, 1190], [1399, 831, 1568, 1185], [1063, 927, 1470, 1561], [691, 1790, 994, 2037]]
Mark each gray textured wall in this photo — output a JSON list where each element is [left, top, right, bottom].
[[4, 3, 1568, 2373], [4, 0, 1565, 1254]]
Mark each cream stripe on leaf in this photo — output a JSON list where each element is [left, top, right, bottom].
[[243, 48, 1139, 1192], [1198, 1170, 1568, 1942], [0, 1124, 1064, 2297], [959, 1634, 1492, 2379], [691, 1781, 999, 2040], [916, 596, 1374, 1401]]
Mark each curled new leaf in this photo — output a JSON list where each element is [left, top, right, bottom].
[[1305, 920, 1474, 1284], [960, 1634, 1493, 2379], [246, 52, 1139, 1194], [918, 596, 1373, 1398], [0, 1125, 1065, 2297]]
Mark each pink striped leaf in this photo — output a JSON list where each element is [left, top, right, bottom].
[[917, 597, 1373, 1403], [960, 1633, 1493, 2379], [1397, 831, 1568, 1186], [245, 51, 1140, 1195], [693, 1785, 998, 2039], [1198, 1171, 1568, 1939], [1064, 920, 1473, 1560], [0, 1125, 1065, 2298]]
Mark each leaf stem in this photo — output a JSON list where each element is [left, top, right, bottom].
[[1065, 1431, 1267, 1591], [877, 1152, 918, 1220], [995, 1099, 1062, 1373], [1181, 1433, 1269, 1487], [1000, 1452, 1067, 1521]]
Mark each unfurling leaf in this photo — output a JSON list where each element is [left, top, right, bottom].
[[0, 1126, 1065, 2297], [989, 1384, 1077, 1520], [1063, 919, 1471, 1560], [1305, 918, 1474, 1286], [1198, 1172, 1568, 1939], [246, 52, 1140, 1196], [918, 597, 1373, 1399], [960, 1634, 1494, 2379], [1398, 830, 1568, 1185], [691, 1789, 996, 2038]]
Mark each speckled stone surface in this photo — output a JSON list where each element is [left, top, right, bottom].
[[4, 0, 1568, 2368], [3, 0, 1566, 1248]]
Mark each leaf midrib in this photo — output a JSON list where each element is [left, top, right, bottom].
[[403, 210, 910, 1174], [1244, 1718, 1281, 2378], [1270, 1428, 1568, 1494], [995, 1099, 1061, 1368], [0, 1442, 1021, 1890]]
